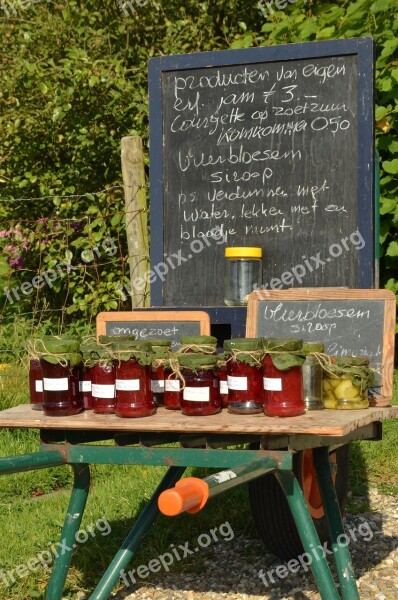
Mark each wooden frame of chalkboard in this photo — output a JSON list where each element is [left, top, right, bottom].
[[149, 37, 375, 307], [96, 311, 210, 350], [246, 288, 396, 401]]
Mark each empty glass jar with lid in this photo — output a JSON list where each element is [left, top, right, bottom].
[[224, 247, 262, 306]]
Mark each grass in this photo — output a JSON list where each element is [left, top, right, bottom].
[[0, 363, 397, 599]]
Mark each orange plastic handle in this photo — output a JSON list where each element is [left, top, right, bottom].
[[158, 477, 209, 516]]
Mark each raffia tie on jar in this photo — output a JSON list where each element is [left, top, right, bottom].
[[177, 335, 217, 355]]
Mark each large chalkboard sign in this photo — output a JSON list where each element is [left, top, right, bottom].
[[246, 289, 396, 401], [96, 311, 210, 350], [149, 38, 375, 306]]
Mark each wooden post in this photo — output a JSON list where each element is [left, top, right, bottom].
[[121, 136, 150, 308]]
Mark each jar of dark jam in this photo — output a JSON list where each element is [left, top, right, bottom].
[[216, 354, 229, 409], [262, 338, 305, 417], [178, 354, 221, 416], [113, 341, 156, 418], [29, 359, 43, 410], [91, 359, 115, 414], [178, 335, 217, 355], [164, 360, 182, 410], [148, 339, 172, 406], [79, 342, 103, 411], [225, 338, 263, 414], [302, 343, 324, 411]]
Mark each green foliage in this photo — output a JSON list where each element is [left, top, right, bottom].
[[0, 0, 397, 328]]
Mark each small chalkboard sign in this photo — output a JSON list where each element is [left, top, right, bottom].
[[149, 37, 375, 306], [96, 311, 210, 350], [246, 289, 396, 401]]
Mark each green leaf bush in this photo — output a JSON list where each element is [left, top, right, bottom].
[[0, 0, 396, 329]]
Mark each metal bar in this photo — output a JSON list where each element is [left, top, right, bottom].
[[313, 447, 360, 600], [275, 470, 341, 600], [45, 464, 91, 600], [0, 450, 66, 474], [205, 455, 290, 497], [89, 466, 186, 600], [60, 445, 285, 469]]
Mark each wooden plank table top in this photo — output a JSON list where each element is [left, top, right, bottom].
[[0, 404, 397, 437]]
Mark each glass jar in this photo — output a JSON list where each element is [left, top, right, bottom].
[[225, 338, 263, 414], [41, 353, 83, 417], [302, 343, 324, 410], [178, 336, 217, 354], [164, 364, 182, 410], [91, 361, 115, 414], [262, 338, 305, 417], [216, 354, 229, 409], [148, 340, 172, 406], [322, 357, 373, 410], [178, 354, 221, 416], [29, 359, 43, 410], [224, 247, 262, 306], [114, 342, 156, 418]]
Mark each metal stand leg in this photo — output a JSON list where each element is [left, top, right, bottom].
[[313, 446, 360, 600], [89, 465, 186, 600], [275, 470, 341, 600], [45, 464, 91, 600]]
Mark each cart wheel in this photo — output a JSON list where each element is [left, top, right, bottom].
[[249, 445, 349, 560]]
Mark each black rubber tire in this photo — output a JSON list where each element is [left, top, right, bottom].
[[249, 445, 349, 560]]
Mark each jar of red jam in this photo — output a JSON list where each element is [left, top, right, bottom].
[[36, 335, 83, 417], [178, 335, 217, 354], [164, 359, 182, 410], [178, 354, 221, 416], [225, 338, 263, 414], [113, 341, 156, 418], [262, 338, 305, 417], [216, 354, 229, 409], [91, 355, 115, 414], [29, 359, 43, 410], [148, 339, 172, 406]]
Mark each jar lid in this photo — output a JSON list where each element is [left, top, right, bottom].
[[98, 334, 136, 345], [333, 356, 369, 367], [225, 247, 262, 259], [147, 339, 172, 348], [303, 342, 325, 353], [264, 338, 303, 351], [37, 336, 81, 354], [224, 338, 262, 352], [178, 353, 218, 369], [41, 352, 82, 367], [179, 335, 217, 345]]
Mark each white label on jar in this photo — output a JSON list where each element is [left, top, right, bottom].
[[151, 380, 165, 393], [165, 380, 181, 392], [220, 380, 228, 395], [227, 376, 248, 391], [79, 381, 92, 392], [183, 387, 210, 402], [263, 377, 282, 391], [35, 380, 43, 393], [92, 384, 115, 398], [116, 379, 140, 391], [43, 377, 69, 392]]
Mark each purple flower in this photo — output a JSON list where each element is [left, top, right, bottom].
[[9, 256, 25, 270], [0, 230, 8, 238], [71, 221, 83, 232]]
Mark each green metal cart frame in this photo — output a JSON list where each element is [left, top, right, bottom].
[[0, 405, 397, 600]]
